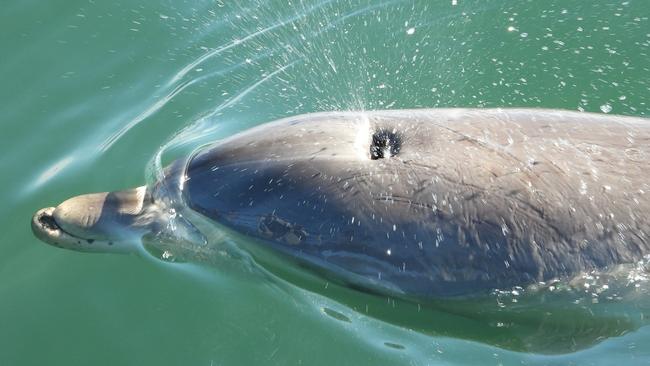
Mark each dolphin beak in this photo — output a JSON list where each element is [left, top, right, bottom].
[[32, 206, 68, 246], [31, 186, 150, 252]]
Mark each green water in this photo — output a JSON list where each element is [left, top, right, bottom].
[[2, 0, 650, 364]]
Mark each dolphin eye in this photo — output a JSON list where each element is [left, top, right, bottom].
[[370, 129, 402, 159]]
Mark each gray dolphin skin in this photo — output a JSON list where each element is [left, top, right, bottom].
[[31, 109, 650, 298]]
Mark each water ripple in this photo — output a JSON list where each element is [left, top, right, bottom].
[[146, 59, 301, 185], [98, 55, 274, 153]]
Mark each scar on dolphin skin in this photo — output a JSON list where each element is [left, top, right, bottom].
[[258, 214, 308, 245]]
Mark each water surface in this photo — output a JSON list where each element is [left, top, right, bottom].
[[2, 0, 649, 365]]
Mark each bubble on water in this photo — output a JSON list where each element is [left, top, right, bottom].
[[406, 27, 415, 35], [383, 342, 406, 350], [322, 307, 352, 323]]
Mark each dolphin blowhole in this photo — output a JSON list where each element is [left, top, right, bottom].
[[370, 128, 402, 159]]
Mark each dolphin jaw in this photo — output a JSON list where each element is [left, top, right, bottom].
[[30, 187, 153, 254], [31, 206, 133, 253]]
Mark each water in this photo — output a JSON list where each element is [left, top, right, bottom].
[[2, 0, 649, 364]]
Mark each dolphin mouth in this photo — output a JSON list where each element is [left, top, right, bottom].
[[31, 206, 90, 247]]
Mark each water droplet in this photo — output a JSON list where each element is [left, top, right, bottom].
[[577, 181, 589, 196], [501, 223, 509, 236], [600, 103, 612, 113]]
